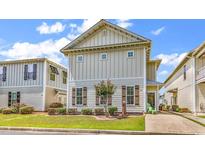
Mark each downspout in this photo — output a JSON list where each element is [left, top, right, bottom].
[[144, 47, 147, 112], [192, 57, 196, 113], [66, 55, 70, 111], [42, 60, 47, 111]]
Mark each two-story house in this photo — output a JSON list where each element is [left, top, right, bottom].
[[0, 58, 67, 111], [164, 41, 205, 113], [61, 19, 162, 113]]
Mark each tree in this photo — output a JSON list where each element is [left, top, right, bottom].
[[95, 80, 116, 116]]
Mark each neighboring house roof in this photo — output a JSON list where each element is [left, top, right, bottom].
[[147, 80, 163, 88], [0, 58, 67, 70], [164, 41, 205, 84], [147, 59, 162, 70], [60, 19, 151, 57], [163, 51, 193, 84]]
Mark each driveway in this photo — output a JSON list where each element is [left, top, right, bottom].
[[145, 113, 205, 134]]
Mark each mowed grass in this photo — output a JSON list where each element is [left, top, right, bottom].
[[0, 114, 145, 131], [198, 116, 205, 119]]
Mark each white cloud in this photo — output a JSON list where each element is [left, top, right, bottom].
[[36, 22, 66, 34], [151, 26, 165, 36], [116, 19, 133, 29], [159, 70, 169, 76], [155, 52, 187, 66], [0, 37, 70, 63], [77, 19, 101, 33]]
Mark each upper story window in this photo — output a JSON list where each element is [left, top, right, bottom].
[[0, 66, 7, 82], [77, 55, 84, 63], [62, 71, 67, 84], [100, 53, 107, 60], [183, 65, 187, 80], [24, 64, 37, 80], [49, 65, 59, 81], [127, 51, 134, 58]]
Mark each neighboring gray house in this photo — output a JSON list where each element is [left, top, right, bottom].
[[61, 19, 162, 113], [0, 58, 67, 111], [164, 41, 205, 113]]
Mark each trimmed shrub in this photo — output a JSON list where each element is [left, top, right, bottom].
[[108, 106, 118, 116], [58, 108, 66, 115], [19, 106, 34, 114], [166, 105, 171, 111], [94, 108, 104, 115], [49, 102, 63, 108], [68, 108, 78, 115], [159, 104, 165, 111], [0, 108, 4, 113], [175, 108, 180, 112], [179, 108, 190, 113], [172, 105, 179, 111], [48, 108, 66, 115], [81, 108, 92, 115], [2, 108, 12, 114], [11, 107, 19, 113]]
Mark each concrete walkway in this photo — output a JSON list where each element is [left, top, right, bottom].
[[145, 113, 205, 134]]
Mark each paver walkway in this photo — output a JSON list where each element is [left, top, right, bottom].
[[145, 113, 205, 134]]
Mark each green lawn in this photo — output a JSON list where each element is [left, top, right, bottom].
[[0, 114, 145, 131]]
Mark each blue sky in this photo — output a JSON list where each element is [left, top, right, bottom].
[[0, 19, 205, 83]]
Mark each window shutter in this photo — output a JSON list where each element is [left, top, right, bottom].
[[135, 85, 140, 105], [17, 92, 21, 103], [108, 95, 112, 105], [2, 66, 7, 81], [33, 64, 37, 80], [8, 92, 12, 107], [122, 85, 126, 103], [24, 65, 28, 80], [72, 88, 76, 106], [83, 87, 87, 106]]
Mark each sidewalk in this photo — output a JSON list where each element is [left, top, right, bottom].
[[168, 111, 205, 126]]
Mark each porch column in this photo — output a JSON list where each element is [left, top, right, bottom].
[[143, 47, 147, 112], [67, 55, 70, 111], [192, 57, 196, 113]]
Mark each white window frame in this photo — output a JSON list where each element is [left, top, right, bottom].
[[126, 86, 135, 105], [127, 50, 134, 58], [76, 87, 83, 105], [77, 55, 84, 63], [100, 53, 108, 61]]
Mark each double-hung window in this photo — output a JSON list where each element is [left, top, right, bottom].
[[50, 65, 59, 81], [62, 71, 67, 84], [183, 65, 187, 80], [76, 88, 83, 105], [24, 64, 37, 80], [0, 66, 7, 82], [127, 86, 134, 105]]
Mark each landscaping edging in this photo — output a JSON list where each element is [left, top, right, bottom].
[[0, 126, 200, 135]]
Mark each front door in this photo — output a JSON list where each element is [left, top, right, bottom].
[[147, 92, 156, 108]]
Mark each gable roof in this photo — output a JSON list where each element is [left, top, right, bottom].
[[60, 19, 151, 53]]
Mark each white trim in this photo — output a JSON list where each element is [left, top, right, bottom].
[[45, 85, 67, 91], [70, 77, 144, 82], [126, 86, 135, 105], [67, 55, 70, 110], [143, 47, 147, 112], [192, 57, 196, 113], [99, 53, 108, 61], [42, 60, 47, 111], [0, 85, 43, 89], [127, 50, 135, 58], [76, 55, 84, 63]]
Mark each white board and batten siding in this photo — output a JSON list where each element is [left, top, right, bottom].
[[68, 47, 146, 113], [0, 61, 44, 110], [73, 26, 141, 49], [164, 58, 195, 111]]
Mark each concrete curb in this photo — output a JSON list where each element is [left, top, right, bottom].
[[0, 126, 202, 135]]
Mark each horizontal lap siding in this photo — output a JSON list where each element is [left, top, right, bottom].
[[0, 62, 44, 87], [0, 86, 44, 111], [68, 79, 144, 113]]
